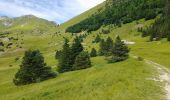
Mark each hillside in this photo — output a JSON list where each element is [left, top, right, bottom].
[[59, 2, 105, 30], [0, 0, 170, 100], [0, 15, 58, 34]]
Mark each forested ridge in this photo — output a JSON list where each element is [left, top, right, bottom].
[[141, 1, 170, 41], [66, 0, 166, 33]]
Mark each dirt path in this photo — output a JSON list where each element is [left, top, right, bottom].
[[131, 55, 170, 100], [145, 60, 170, 100]]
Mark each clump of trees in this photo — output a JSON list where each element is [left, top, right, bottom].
[[109, 36, 130, 63], [66, 0, 166, 33], [139, 0, 170, 41], [96, 35, 130, 62], [99, 37, 113, 56], [58, 37, 91, 73], [13, 50, 57, 86]]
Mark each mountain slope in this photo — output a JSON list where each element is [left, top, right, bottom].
[[0, 0, 170, 100], [0, 15, 58, 34], [59, 2, 105, 31]]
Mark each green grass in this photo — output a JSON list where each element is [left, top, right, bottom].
[[0, 3, 169, 99], [0, 57, 164, 100], [0, 17, 169, 99]]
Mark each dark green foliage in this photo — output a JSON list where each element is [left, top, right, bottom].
[[90, 48, 97, 57], [55, 50, 62, 59], [13, 50, 56, 85], [93, 35, 101, 43], [109, 36, 130, 63], [99, 39, 107, 56], [66, 0, 166, 33], [58, 39, 72, 73], [73, 51, 91, 70], [142, 1, 170, 41], [168, 31, 170, 41], [99, 37, 113, 56], [101, 29, 110, 34], [106, 37, 113, 52], [70, 36, 84, 69], [58, 37, 84, 72], [0, 42, 4, 46], [145, 10, 157, 20]]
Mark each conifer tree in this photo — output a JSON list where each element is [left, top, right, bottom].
[[99, 39, 106, 56], [105, 37, 113, 56], [70, 36, 83, 67], [73, 51, 91, 70], [94, 35, 101, 43], [90, 48, 97, 57], [58, 39, 72, 73], [13, 50, 56, 85], [109, 36, 130, 63]]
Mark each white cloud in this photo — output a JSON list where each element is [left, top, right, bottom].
[[0, 0, 105, 23]]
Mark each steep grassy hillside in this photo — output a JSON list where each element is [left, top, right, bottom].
[[0, 57, 163, 100], [0, 0, 170, 100], [59, 2, 105, 31], [0, 17, 169, 99]]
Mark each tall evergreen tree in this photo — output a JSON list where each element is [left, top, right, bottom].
[[70, 36, 83, 68], [105, 37, 113, 56], [73, 51, 91, 70], [109, 36, 130, 63], [99, 39, 106, 56], [90, 48, 97, 57], [99, 37, 113, 56], [58, 39, 72, 73], [13, 50, 56, 85]]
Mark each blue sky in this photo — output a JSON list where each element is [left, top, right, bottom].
[[0, 0, 105, 24]]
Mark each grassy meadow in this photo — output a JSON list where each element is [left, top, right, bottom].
[[0, 2, 170, 100]]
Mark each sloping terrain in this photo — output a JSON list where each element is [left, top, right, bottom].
[[0, 0, 170, 100]]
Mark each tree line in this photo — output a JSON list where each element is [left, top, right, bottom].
[[13, 35, 129, 85], [91, 35, 130, 62], [66, 0, 166, 33], [140, 1, 170, 41], [57, 36, 91, 73]]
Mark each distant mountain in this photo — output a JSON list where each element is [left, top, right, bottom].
[[0, 15, 58, 34]]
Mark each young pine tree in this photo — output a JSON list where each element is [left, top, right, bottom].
[[70, 36, 83, 68], [99, 39, 106, 56], [94, 35, 101, 43], [73, 51, 91, 70], [13, 50, 56, 85], [58, 39, 72, 73], [109, 36, 130, 63], [90, 48, 97, 57], [105, 37, 113, 56]]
